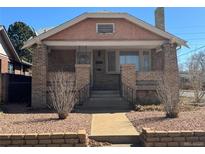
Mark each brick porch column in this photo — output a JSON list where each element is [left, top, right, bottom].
[[32, 43, 48, 108], [120, 64, 136, 88], [163, 43, 180, 105], [75, 64, 91, 90], [120, 64, 137, 102]]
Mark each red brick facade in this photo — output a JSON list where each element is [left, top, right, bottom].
[[0, 54, 9, 73], [45, 18, 165, 41]]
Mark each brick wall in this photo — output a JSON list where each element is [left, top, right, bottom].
[[32, 43, 48, 108], [0, 130, 88, 147], [48, 49, 76, 72], [163, 43, 180, 109], [75, 64, 91, 90], [0, 55, 9, 73], [46, 18, 165, 41], [151, 49, 164, 71], [137, 71, 163, 81], [141, 128, 205, 147], [121, 64, 136, 88]]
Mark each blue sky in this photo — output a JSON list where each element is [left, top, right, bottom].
[[1, 7, 205, 67]]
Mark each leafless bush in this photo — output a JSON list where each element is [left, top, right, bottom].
[[156, 74, 179, 118], [48, 72, 76, 119], [187, 52, 205, 104]]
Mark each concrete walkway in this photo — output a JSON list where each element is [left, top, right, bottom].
[[91, 113, 139, 136]]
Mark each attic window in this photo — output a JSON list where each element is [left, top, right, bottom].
[[97, 23, 114, 34]]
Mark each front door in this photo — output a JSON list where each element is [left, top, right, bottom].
[[93, 50, 120, 90]]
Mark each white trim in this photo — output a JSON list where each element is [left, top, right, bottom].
[[0, 26, 21, 63], [43, 40, 165, 47], [96, 23, 115, 34], [22, 12, 188, 49]]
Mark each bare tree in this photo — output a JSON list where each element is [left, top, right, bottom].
[[156, 74, 179, 118], [48, 71, 76, 119], [187, 52, 205, 104]]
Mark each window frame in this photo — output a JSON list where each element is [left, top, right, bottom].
[[105, 49, 152, 74], [96, 23, 115, 34], [105, 50, 119, 74], [119, 50, 141, 72], [142, 50, 151, 72]]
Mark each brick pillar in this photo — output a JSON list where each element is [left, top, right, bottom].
[[32, 43, 48, 108], [75, 64, 90, 89], [163, 43, 180, 105], [120, 64, 137, 103], [121, 64, 136, 88]]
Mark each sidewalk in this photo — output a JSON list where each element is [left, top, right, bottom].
[[91, 113, 139, 136]]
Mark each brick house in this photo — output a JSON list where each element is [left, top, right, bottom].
[[23, 8, 187, 108], [0, 26, 32, 76]]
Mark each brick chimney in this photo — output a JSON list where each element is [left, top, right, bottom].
[[155, 7, 165, 31]]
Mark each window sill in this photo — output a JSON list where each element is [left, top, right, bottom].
[[97, 32, 114, 35]]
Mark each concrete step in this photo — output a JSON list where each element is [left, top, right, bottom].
[[87, 99, 128, 104], [91, 90, 120, 95], [83, 103, 130, 107], [89, 135, 140, 144], [89, 97, 122, 101], [83, 104, 130, 108], [91, 94, 121, 98]]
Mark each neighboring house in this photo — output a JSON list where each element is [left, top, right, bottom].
[[0, 25, 31, 76], [23, 8, 187, 108]]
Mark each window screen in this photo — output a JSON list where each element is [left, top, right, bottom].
[[97, 24, 114, 33]]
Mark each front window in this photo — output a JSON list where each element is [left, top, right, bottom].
[[120, 51, 140, 71]]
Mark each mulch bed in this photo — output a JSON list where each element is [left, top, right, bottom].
[[0, 104, 92, 134], [126, 107, 205, 132]]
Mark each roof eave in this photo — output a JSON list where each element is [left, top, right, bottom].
[[0, 26, 21, 63]]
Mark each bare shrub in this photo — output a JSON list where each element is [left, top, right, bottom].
[[156, 74, 179, 118], [48, 71, 76, 119], [187, 52, 205, 104]]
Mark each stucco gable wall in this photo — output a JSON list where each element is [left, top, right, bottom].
[[45, 18, 166, 41]]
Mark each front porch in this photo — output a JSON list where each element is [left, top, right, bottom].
[[31, 41, 179, 110]]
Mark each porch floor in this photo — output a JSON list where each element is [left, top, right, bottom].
[[75, 90, 132, 113]]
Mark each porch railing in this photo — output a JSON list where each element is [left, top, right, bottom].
[[120, 82, 136, 107]]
